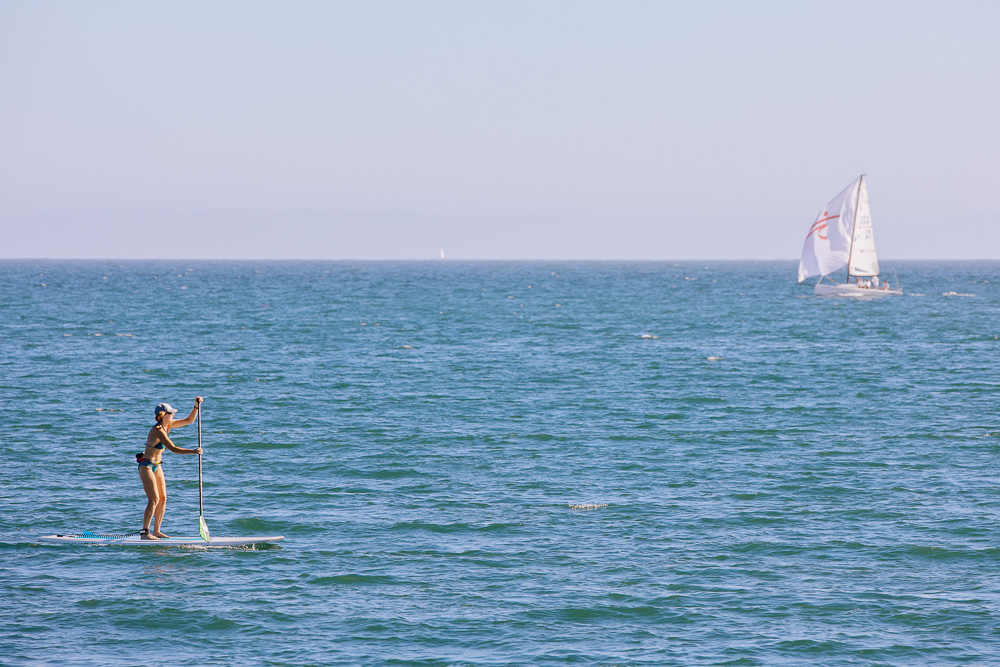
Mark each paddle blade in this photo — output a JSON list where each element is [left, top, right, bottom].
[[199, 515, 211, 542]]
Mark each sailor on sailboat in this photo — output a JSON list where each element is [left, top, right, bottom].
[[798, 175, 901, 296]]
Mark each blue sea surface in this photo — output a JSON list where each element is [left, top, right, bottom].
[[1, 260, 999, 666]]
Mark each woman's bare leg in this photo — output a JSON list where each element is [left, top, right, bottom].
[[152, 468, 170, 538], [138, 466, 160, 540]]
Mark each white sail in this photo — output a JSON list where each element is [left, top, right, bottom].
[[848, 178, 879, 276], [797, 177, 861, 282]]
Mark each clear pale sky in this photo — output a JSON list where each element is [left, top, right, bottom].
[[1, 1, 997, 260]]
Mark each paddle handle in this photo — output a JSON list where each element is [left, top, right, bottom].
[[197, 403, 203, 516]]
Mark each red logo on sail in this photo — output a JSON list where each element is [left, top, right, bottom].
[[806, 212, 839, 241]]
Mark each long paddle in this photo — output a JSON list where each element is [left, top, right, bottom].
[[197, 402, 211, 542]]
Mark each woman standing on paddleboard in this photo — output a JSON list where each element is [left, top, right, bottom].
[[137, 397, 203, 540]]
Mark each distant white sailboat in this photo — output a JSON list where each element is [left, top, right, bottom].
[[440, 248, 445, 260], [798, 175, 901, 297]]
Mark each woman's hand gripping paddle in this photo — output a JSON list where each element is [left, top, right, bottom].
[[197, 400, 211, 542]]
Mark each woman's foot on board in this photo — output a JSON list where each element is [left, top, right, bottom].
[[140, 529, 159, 541], [152, 530, 171, 539]]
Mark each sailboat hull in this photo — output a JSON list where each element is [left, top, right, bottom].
[[814, 283, 901, 297]]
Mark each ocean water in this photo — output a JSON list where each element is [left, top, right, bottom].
[[1, 260, 999, 666]]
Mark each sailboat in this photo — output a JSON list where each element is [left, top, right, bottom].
[[798, 175, 901, 297]]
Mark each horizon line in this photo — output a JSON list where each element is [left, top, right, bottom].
[[2, 257, 998, 263]]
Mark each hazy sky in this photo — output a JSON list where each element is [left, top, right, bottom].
[[1, 1, 997, 259]]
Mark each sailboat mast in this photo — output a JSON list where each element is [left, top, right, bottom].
[[845, 174, 864, 284]]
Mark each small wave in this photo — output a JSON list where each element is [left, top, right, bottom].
[[569, 503, 608, 511], [389, 520, 476, 534], [942, 291, 974, 297], [706, 356, 724, 361], [638, 334, 658, 339], [94, 408, 125, 412], [230, 517, 285, 533], [369, 468, 426, 479], [309, 574, 401, 586]]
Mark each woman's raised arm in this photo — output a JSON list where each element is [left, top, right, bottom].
[[169, 396, 203, 428]]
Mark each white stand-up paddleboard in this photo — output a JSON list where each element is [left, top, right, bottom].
[[39, 533, 284, 547]]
